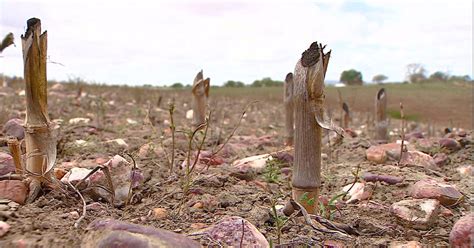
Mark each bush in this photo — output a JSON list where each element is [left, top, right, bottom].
[[170, 82, 183, 88], [251, 77, 283, 87], [340, 69, 363, 85], [429, 71, 448, 82], [223, 80, 245, 87]]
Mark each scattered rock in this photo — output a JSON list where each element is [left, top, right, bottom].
[[415, 138, 438, 154], [105, 138, 128, 147], [0, 180, 28, 205], [0, 221, 10, 237], [439, 138, 461, 151], [457, 165, 473, 176], [400, 151, 436, 168], [362, 172, 404, 185], [366, 143, 401, 164], [2, 118, 24, 140], [190, 223, 207, 230], [60, 167, 93, 185], [126, 118, 138, 125], [449, 213, 474, 248], [68, 117, 90, 125], [68, 211, 80, 219], [409, 179, 463, 206], [389, 241, 423, 248], [192, 216, 268, 247], [138, 142, 164, 159], [218, 192, 242, 208], [232, 154, 272, 173], [323, 239, 345, 248], [405, 131, 424, 141], [342, 182, 373, 203], [83, 219, 200, 248], [433, 153, 449, 166], [50, 83, 66, 91], [390, 199, 440, 230], [0, 152, 15, 176], [186, 109, 193, 119], [153, 208, 168, 219]]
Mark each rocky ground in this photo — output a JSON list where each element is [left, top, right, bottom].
[[0, 82, 472, 247]]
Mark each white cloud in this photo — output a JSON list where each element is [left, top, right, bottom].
[[0, 0, 472, 85]]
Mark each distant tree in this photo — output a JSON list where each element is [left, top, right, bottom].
[[251, 77, 284, 87], [429, 71, 449, 82], [223, 80, 245, 87], [449, 75, 471, 82], [340, 69, 363, 85], [406, 63, 426, 83], [170, 82, 183, 88], [372, 74, 388, 84]]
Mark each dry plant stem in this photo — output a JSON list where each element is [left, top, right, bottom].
[[398, 102, 405, 164], [211, 101, 259, 156], [284, 72, 294, 146], [184, 116, 210, 194], [7, 137, 22, 174], [240, 219, 245, 247], [192, 70, 210, 127], [169, 103, 176, 174], [21, 18, 57, 202], [67, 181, 86, 228], [375, 88, 388, 142], [337, 89, 343, 126], [342, 102, 350, 129], [292, 42, 330, 214]]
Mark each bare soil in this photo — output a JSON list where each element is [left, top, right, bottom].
[[0, 82, 472, 247]]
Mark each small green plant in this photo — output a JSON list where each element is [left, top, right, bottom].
[[262, 159, 283, 183], [299, 192, 315, 207], [319, 192, 345, 220], [269, 195, 289, 245]]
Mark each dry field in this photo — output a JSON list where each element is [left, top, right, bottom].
[[0, 81, 472, 247]]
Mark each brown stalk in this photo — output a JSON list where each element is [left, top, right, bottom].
[[284, 72, 294, 146], [7, 137, 23, 174], [192, 70, 210, 127], [398, 102, 405, 164], [21, 18, 57, 203], [292, 42, 331, 214], [342, 102, 350, 129], [375, 88, 388, 142]]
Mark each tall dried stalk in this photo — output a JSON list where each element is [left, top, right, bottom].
[[375, 88, 388, 142], [192, 70, 210, 127], [342, 102, 350, 129], [398, 102, 405, 164], [284, 72, 294, 146], [292, 42, 331, 214], [21, 18, 57, 202]]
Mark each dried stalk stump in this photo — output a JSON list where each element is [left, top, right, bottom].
[[7, 137, 22, 174], [21, 18, 58, 202], [375, 88, 388, 142], [192, 70, 210, 127], [284, 72, 294, 146], [292, 41, 331, 214]]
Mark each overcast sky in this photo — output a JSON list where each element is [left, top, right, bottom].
[[0, 0, 472, 86]]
